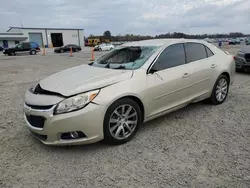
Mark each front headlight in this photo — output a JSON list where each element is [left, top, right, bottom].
[[54, 90, 99, 114]]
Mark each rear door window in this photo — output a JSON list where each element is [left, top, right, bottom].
[[23, 43, 30, 50], [152, 43, 185, 71], [185, 43, 207, 63]]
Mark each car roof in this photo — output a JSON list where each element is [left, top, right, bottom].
[[121, 39, 209, 46]]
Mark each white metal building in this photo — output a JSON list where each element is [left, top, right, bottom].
[[0, 27, 84, 48], [0, 32, 28, 48]]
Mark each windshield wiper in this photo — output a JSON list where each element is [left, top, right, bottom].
[[113, 65, 126, 69]]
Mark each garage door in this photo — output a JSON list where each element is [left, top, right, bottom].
[[29, 33, 43, 47]]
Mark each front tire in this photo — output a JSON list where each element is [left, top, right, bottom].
[[60, 49, 64, 53], [103, 98, 142, 145], [208, 75, 229, 105]]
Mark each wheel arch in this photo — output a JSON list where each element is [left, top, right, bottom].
[[220, 72, 230, 83], [105, 95, 145, 123]]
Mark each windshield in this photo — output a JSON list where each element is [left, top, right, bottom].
[[91, 46, 159, 70]]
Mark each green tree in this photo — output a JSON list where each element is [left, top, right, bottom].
[[103, 30, 111, 38]]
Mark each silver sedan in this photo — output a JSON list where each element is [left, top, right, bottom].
[[24, 39, 235, 145]]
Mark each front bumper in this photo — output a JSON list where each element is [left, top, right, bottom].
[[23, 103, 105, 145]]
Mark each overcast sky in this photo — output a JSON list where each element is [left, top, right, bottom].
[[0, 0, 249, 36]]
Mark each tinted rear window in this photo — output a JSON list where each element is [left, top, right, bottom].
[[30, 42, 39, 48], [185, 43, 207, 63]]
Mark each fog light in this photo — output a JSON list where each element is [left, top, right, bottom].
[[70, 131, 79, 139], [61, 131, 86, 140]]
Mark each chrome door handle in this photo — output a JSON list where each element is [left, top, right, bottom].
[[211, 64, 217, 68], [182, 73, 189, 78]]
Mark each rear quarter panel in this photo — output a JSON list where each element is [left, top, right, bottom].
[[214, 49, 235, 84]]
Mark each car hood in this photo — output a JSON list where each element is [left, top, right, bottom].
[[39, 65, 133, 96]]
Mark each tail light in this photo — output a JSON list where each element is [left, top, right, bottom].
[[233, 56, 236, 60]]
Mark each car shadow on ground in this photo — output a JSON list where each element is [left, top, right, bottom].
[[236, 71, 250, 75]]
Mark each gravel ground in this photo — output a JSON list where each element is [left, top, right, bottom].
[[0, 46, 250, 188]]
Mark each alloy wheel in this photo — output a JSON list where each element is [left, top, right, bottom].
[[109, 104, 138, 140], [216, 78, 228, 102]]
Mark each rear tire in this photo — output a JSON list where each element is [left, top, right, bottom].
[[103, 98, 142, 145], [60, 49, 64, 53], [30, 50, 36, 55], [10, 51, 15, 56], [207, 75, 229, 105]]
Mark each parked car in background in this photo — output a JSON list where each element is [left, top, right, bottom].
[[229, 39, 236, 45], [204, 38, 214, 43], [245, 39, 250, 45], [54, 44, 82, 53], [94, 43, 114, 51], [111, 42, 123, 46], [234, 47, 250, 72], [3, 42, 40, 56], [236, 39, 241, 44], [0, 46, 3, 51], [24, 39, 235, 146], [229, 39, 241, 45]]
